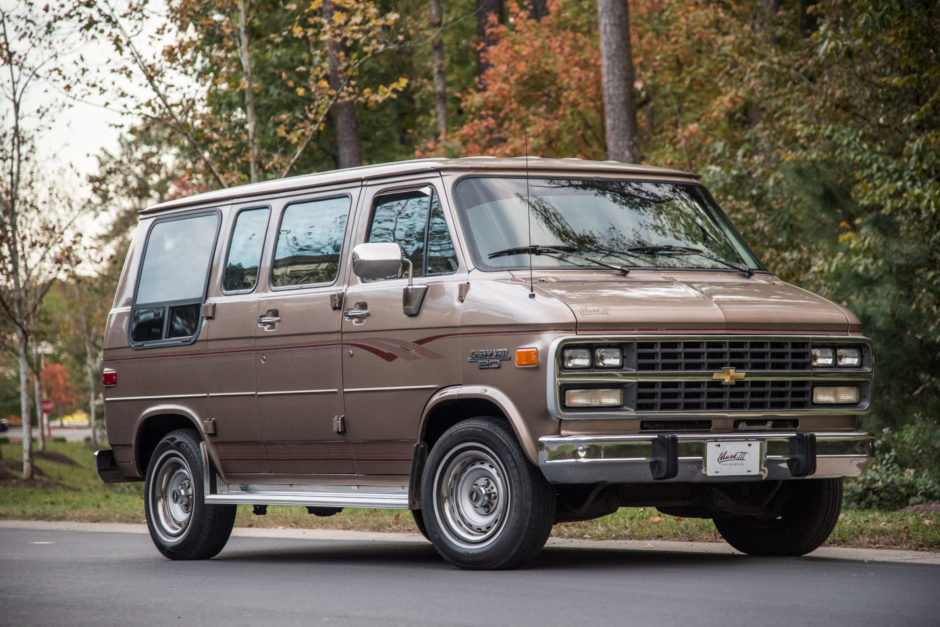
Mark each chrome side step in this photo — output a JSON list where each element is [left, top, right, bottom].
[[205, 482, 410, 509]]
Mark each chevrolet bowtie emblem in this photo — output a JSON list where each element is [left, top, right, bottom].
[[713, 367, 746, 385]]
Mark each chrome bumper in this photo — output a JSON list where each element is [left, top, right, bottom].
[[538, 431, 872, 484], [94, 449, 125, 483]]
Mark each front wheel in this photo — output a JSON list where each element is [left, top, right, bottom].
[[713, 478, 843, 556], [421, 418, 556, 569], [144, 429, 236, 559]]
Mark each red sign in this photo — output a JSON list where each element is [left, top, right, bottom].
[[40, 399, 54, 414]]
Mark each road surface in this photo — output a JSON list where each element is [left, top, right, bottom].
[[1, 522, 938, 626]]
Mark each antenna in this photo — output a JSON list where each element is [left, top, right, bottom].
[[525, 128, 535, 299]]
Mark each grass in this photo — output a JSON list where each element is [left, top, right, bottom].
[[1, 441, 937, 551]]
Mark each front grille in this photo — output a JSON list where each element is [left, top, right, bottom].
[[636, 380, 812, 412], [636, 340, 811, 372]]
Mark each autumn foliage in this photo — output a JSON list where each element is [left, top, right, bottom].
[[40, 364, 77, 415], [456, 0, 604, 159]]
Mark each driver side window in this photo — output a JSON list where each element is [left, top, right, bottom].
[[366, 187, 458, 278]]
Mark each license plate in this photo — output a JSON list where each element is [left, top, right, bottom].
[[705, 440, 762, 477]]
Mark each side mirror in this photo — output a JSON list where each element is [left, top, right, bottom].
[[350, 242, 428, 317], [351, 242, 403, 280]]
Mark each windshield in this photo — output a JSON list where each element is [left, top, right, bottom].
[[454, 177, 764, 272]]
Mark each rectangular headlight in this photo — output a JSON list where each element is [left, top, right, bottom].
[[564, 388, 623, 408], [813, 385, 860, 404], [594, 347, 623, 368], [837, 347, 862, 367], [562, 347, 591, 369], [811, 347, 834, 367]]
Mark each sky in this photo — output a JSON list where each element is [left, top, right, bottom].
[[3, 1, 162, 191]]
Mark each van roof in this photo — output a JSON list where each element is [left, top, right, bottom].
[[142, 157, 699, 214]]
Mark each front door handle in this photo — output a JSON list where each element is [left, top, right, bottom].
[[343, 309, 370, 321], [258, 309, 281, 328]]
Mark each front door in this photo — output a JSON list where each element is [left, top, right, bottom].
[[255, 189, 357, 476], [341, 180, 464, 476]]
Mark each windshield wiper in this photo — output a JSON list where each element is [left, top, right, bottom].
[[489, 245, 633, 275], [627, 244, 754, 277]]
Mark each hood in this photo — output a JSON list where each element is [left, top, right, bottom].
[[517, 271, 857, 334]]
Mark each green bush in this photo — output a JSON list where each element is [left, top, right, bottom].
[[844, 414, 940, 510]]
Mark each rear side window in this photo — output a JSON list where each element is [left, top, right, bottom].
[[272, 196, 349, 288], [367, 187, 457, 277], [224, 207, 269, 292], [131, 212, 220, 346]]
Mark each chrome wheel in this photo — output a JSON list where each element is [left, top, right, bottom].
[[149, 450, 194, 542], [433, 443, 509, 548]]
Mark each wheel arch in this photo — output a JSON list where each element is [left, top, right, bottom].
[[134, 406, 220, 481], [419, 386, 539, 464]]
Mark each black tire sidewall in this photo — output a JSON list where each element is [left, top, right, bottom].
[[713, 478, 843, 556], [421, 418, 554, 569], [144, 429, 234, 560]]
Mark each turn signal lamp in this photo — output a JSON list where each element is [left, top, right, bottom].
[[515, 348, 539, 367]]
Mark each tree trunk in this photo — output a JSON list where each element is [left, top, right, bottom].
[[476, 0, 503, 86], [33, 347, 45, 452], [429, 0, 447, 139], [324, 0, 362, 168], [597, 0, 641, 163], [528, 0, 548, 21], [235, 0, 260, 183], [16, 327, 33, 479]]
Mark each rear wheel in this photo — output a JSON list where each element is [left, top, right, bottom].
[[411, 509, 430, 541], [145, 429, 236, 560], [421, 418, 555, 569], [713, 478, 843, 556]]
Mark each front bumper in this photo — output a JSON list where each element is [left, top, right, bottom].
[[538, 431, 872, 484]]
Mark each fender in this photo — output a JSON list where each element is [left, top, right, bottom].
[[420, 384, 541, 465], [134, 403, 225, 483]]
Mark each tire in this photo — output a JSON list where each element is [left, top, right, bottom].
[[713, 478, 843, 556], [144, 429, 236, 560], [411, 509, 430, 541], [420, 417, 556, 570]]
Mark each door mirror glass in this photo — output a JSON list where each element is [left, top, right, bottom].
[[351, 242, 403, 280]]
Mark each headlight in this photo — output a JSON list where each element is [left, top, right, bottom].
[[837, 347, 862, 367], [594, 347, 623, 368], [562, 347, 591, 369], [811, 347, 834, 367], [813, 385, 860, 404], [564, 388, 623, 408]]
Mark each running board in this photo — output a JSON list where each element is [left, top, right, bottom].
[[205, 482, 410, 509]]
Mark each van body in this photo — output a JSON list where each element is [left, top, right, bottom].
[[97, 158, 873, 568]]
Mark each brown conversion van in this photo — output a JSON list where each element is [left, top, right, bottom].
[[97, 158, 873, 569]]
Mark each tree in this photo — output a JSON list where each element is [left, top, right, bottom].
[[40, 363, 77, 420], [429, 0, 448, 139], [0, 2, 81, 478], [475, 0, 503, 85], [597, 0, 640, 163], [456, 0, 605, 158], [71, 1, 407, 185], [323, 0, 363, 168]]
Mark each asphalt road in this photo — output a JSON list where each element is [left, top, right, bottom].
[[1, 524, 938, 626]]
